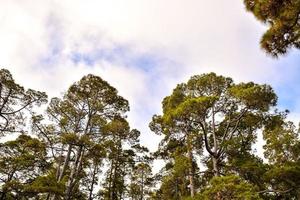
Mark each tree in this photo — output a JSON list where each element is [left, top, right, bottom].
[[129, 162, 153, 200], [30, 73, 147, 200], [152, 73, 276, 175], [150, 83, 203, 198], [0, 69, 47, 136], [158, 152, 199, 200], [100, 119, 140, 200], [150, 73, 277, 199], [81, 143, 106, 200], [34, 74, 130, 200], [243, 0, 300, 57]]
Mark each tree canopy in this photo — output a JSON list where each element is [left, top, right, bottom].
[[0, 69, 300, 199], [150, 73, 300, 199]]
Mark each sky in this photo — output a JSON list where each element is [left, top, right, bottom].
[[0, 0, 300, 155]]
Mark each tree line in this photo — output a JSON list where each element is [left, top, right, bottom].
[[0, 69, 152, 200], [0, 68, 299, 200]]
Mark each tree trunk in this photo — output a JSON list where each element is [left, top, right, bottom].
[[0, 192, 6, 200], [212, 156, 219, 176], [108, 160, 114, 200], [55, 144, 65, 180], [50, 144, 72, 200], [65, 146, 83, 200], [111, 162, 118, 200], [187, 136, 195, 197], [140, 169, 144, 200], [58, 144, 73, 181], [212, 107, 219, 177], [188, 150, 195, 197], [88, 164, 98, 200]]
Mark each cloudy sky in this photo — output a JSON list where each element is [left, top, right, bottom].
[[0, 0, 299, 152]]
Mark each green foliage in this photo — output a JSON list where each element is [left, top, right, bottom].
[[263, 117, 300, 164], [0, 68, 47, 136], [197, 175, 262, 200], [1, 69, 300, 200], [151, 72, 277, 198], [129, 163, 154, 200], [43, 74, 132, 199], [0, 134, 49, 199], [261, 115, 300, 198], [243, 0, 300, 57], [25, 172, 65, 195], [226, 151, 268, 190], [229, 83, 277, 111], [159, 174, 191, 200]]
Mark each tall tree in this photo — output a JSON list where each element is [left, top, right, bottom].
[[101, 119, 140, 200], [151, 73, 277, 199], [36, 74, 129, 200], [150, 83, 203, 198], [82, 143, 106, 200], [129, 162, 153, 200], [243, 0, 300, 57], [156, 149, 200, 200], [153, 73, 276, 175]]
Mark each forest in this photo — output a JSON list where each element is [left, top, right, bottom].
[[0, 0, 300, 199], [0, 68, 299, 200]]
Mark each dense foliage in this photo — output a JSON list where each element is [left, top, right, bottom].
[[0, 69, 299, 199], [150, 73, 300, 200], [243, 0, 300, 57]]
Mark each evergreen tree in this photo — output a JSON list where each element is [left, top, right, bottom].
[[150, 73, 277, 199], [35, 74, 129, 200]]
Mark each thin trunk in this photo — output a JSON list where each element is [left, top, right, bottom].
[[188, 148, 195, 197], [55, 144, 65, 180], [65, 146, 83, 200], [111, 162, 118, 200], [108, 160, 114, 200], [140, 169, 144, 200], [58, 144, 73, 181], [187, 135, 195, 198], [212, 107, 220, 199], [212, 107, 219, 176], [212, 108, 218, 154], [175, 178, 179, 200], [88, 164, 98, 200], [0, 191, 6, 200]]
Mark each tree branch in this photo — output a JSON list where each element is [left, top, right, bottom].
[[198, 121, 215, 156]]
